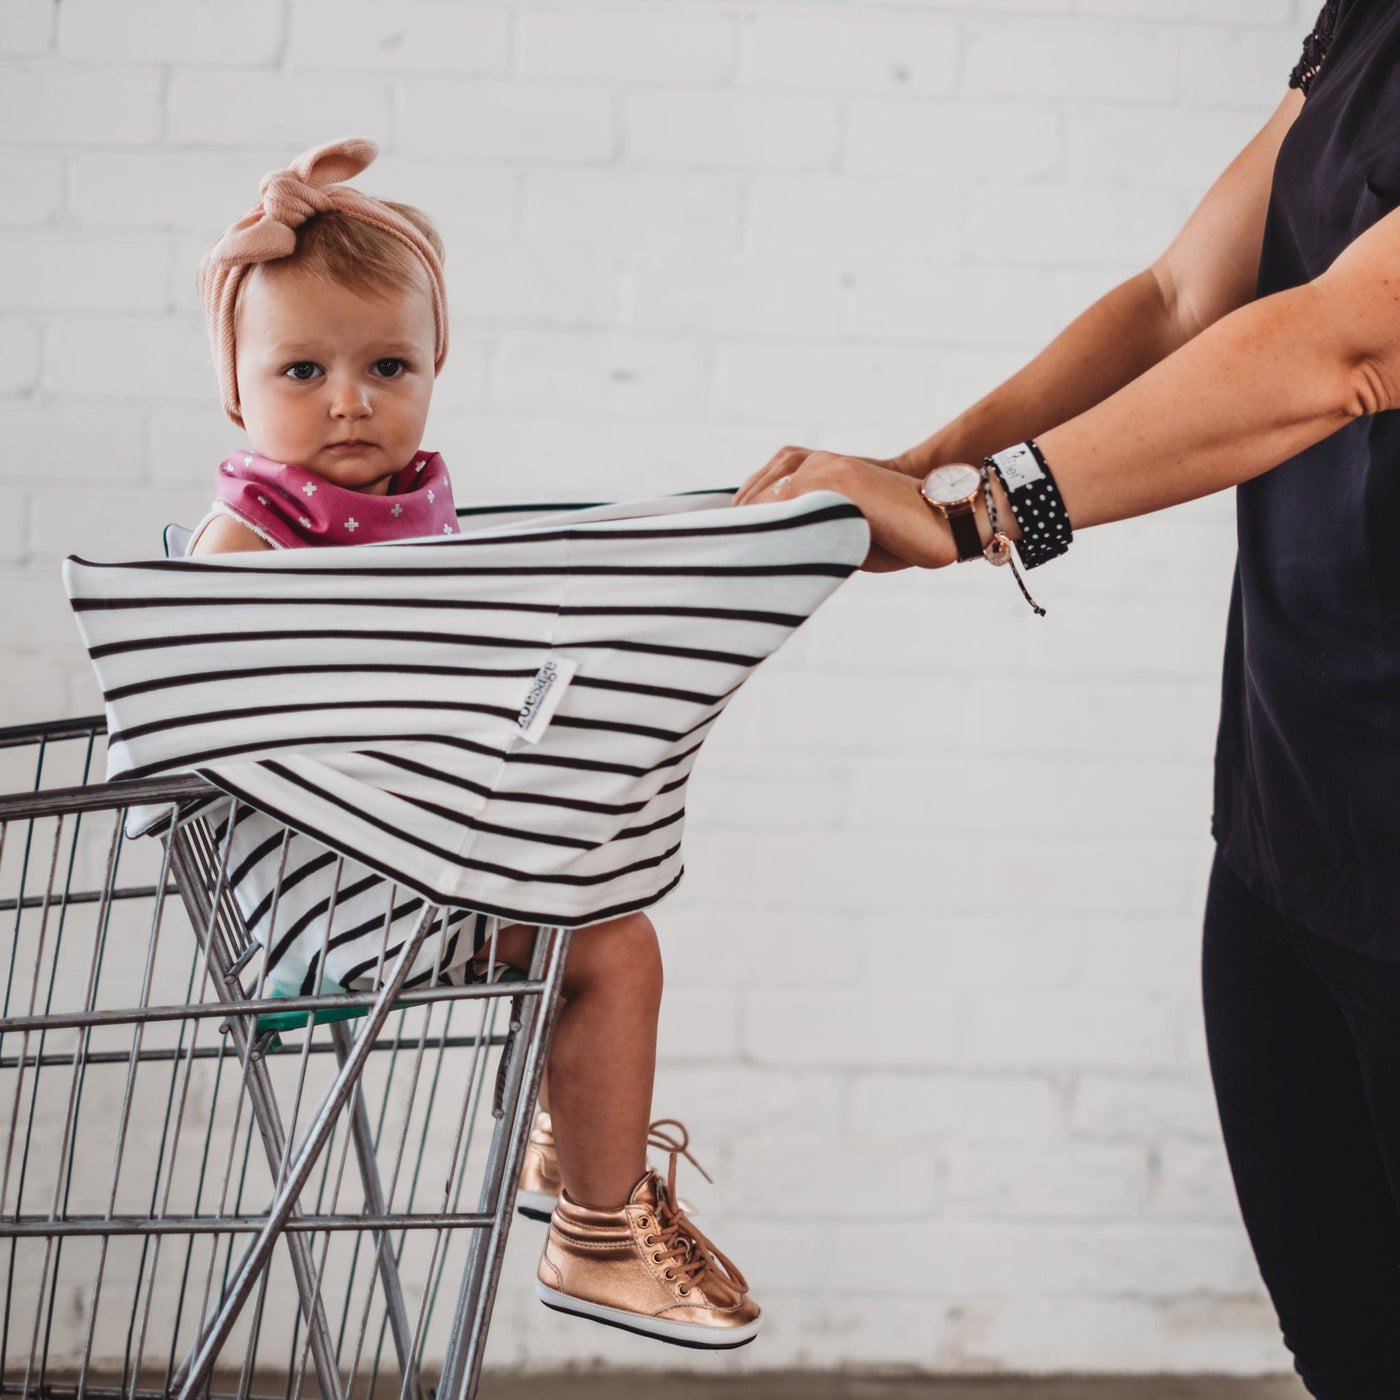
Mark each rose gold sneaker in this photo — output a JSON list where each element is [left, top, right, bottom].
[[516, 1109, 563, 1223], [535, 1151, 759, 1349], [517, 1114, 698, 1223]]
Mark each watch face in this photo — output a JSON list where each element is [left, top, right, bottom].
[[922, 463, 981, 506]]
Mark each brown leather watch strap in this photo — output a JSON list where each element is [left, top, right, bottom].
[[947, 501, 983, 563]]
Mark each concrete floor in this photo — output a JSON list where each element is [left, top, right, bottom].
[[479, 1376, 1309, 1400]]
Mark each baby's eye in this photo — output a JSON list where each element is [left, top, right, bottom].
[[372, 357, 407, 378], [283, 361, 322, 381]]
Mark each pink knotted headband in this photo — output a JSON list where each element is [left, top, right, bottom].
[[198, 137, 449, 428]]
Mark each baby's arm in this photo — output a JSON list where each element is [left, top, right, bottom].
[[188, 514, 276, 556]]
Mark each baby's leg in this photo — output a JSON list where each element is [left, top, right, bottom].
[[491, 911, 661, 1209]]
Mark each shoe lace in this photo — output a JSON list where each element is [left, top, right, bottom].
[[639, 1119, 748, 1297]]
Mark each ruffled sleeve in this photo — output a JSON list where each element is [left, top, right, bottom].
[[1289, 0, 1339, 96]]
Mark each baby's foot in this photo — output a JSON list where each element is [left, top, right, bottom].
[[535, 1165, 759, 1349], [516, 1109, 564, 1222], [517, 1113, 698, 1222]]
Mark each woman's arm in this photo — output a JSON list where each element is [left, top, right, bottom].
[[740, 89, 1400, 568], [762, 237, 1372, 570], [1042, 153, 1400, 526], [737, 88, 1306, 548], [900, 89, 1304, 476]]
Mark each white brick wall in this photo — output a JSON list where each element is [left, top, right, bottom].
[[0, 0, 1323, 1378]]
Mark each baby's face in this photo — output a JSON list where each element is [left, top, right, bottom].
[[234, 265, 436, 494]]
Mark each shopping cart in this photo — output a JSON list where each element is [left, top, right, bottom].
[[3, 487, 869, 1400], [0, 712, 568, 1400]]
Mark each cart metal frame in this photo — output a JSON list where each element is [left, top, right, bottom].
[[0, 715, 569, 1400]]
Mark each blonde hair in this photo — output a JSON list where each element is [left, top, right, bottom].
[[248, 201, 445, 302]]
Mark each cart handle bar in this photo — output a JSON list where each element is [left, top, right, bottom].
[[0, 773, 211, 821]]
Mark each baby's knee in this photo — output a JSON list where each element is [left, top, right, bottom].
[[564, 911, 663, 1000]]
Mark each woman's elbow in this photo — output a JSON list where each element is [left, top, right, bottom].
[[1307, 261, 1400, 418], [1344, 352, 1400, 419]]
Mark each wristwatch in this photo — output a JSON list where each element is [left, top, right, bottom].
[[919, 463, 985, 563]]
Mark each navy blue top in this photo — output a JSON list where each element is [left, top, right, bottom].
[[1213, 0, 1400, 957]]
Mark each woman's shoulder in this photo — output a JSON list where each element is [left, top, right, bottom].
[[1290, 0, 1340, 97]]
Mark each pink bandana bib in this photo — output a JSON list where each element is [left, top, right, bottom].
[[214, 450, 459, 549]]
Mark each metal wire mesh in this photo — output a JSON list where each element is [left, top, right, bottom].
[[0, 717, 567, 1400]]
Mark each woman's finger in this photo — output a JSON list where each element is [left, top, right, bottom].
[[756, 449, 845, 501], [735, 444, 812, 505], [735, 454, 798, 504]]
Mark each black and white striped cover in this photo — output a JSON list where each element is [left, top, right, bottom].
[[63, 491, 867, 990]]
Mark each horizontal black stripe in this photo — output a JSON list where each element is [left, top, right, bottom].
[[68, 500, 864, 574], [549, 712, 690, 744], [375, 785, 683, 852], [111, 689, 721, 755], [104, 663, 729, 710], [107, 697, 521, 750], [384, 789, 600, 851], [80, 594, 564, 615], [114, 726, 706, 785], [75, 595, 804, 628], [104, 661, 541, 704], [501, 734, 705, 780], [71, 560, 855, 584], [364, 751, 685, 813], [577, 674, 733, 707], [259, 758, 684, 888], [451, 489, 728, 524], [551, 704, 722, 744], [455, 499, 608, 518], [89, 628, 763, 668], [417, 500, 855, 550], [614, 806, 686, 842], [362, 750, 650, 816]]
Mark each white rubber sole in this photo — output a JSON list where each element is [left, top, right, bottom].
[[535, 1279, 760, 1350], [515, 1188, 556, 1222]]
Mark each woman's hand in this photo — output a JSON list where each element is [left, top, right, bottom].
[[734, 448, 957, 572], [735, 443, 916, 506]]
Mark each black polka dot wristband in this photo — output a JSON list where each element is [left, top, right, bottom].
[[984, 440, 1073, 570]]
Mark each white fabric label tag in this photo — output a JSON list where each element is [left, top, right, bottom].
[[517, 656, 578, 743], [994, 443, 1045, 492]]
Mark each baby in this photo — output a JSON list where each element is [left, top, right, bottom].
[[192, 138, 758, 1348]]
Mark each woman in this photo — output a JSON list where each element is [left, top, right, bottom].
[[738, 3, 1400, 1394]]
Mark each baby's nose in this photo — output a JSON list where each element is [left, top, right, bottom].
[[331, 383, 373, 417]]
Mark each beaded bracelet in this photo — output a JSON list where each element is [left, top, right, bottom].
[[984, 440, 1073, 569]]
